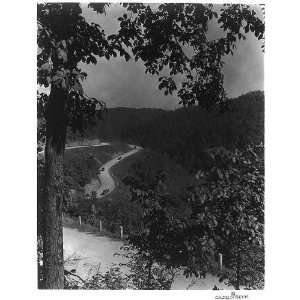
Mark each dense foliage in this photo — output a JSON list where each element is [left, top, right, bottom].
[[188, 144, 264, 289], [37, 3, 116, 287], [123, 163, 216, 278], [41, 91, 265, 289], [64, 244, 178, 290], [37, 3, 131, 136], [117, 3, 264, 106], [38, 3, 264, 142], [121, 144, 264, 289], [37, 2, 264, 288], [89, 91, 264, 172], [63, 148, 194, 237]]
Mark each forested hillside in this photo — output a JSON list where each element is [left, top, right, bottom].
[[80, 91, 264, 172], [37, 2, 265, 290]]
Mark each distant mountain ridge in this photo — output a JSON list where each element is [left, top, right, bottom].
[[68, 90, 264, 172]]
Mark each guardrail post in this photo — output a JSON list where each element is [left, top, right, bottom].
[[120, 225, 123, 239], [99, 220, 103, 232], [91, 204, 95, 214], [78, 216, 81, 226], [219, 253, 223, 271]]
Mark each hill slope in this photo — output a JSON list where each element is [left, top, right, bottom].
[[74, 91, 264, 172]]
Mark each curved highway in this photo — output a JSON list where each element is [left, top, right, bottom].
[[39, 142, 141, 199], [39, 142, 229, 289], [95, 145, 142, 198], [37, 142, 111, 160], [66, 142, 111, 150]]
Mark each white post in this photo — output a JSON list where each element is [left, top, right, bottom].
[[219, 253, 223, 271], [99, 220, 103, 232], [78, 216, 81, 226], [120, 226, 123, 239]]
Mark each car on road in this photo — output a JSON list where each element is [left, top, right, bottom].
[[100, 167, 105, 172], [117, 156, 122, 160], [101, 188, 109, 195]]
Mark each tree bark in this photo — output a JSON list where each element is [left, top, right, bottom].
[[235, 243, 241, 290], [146, 258, 153, 289], [42, 86, 68, 289]]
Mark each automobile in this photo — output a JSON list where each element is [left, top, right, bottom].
[[100, 167, 105, 172], [117, 156, 122, 160], [101, 188, 109, 195], [133, 146, 136, 149]]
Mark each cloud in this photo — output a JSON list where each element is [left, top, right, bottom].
[[79, 4, 264, 109]]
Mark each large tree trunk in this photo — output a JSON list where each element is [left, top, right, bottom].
[[146, 258, 153, 289], [235, 242, 241, 290], [42, 86, 68, 289]]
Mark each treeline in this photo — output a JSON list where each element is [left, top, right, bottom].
[[88, 91, 264, 172]]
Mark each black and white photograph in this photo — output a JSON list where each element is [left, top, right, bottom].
[[5, 0, 300, 297], [36, 2, 265, 290]]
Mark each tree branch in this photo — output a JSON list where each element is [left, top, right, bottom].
[[64, 269, 85, 283]]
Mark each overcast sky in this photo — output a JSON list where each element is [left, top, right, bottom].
[[78, 3, 264, 110]]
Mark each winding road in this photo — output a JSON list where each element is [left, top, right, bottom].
[[39, 142, 141, 199], [37, 141, 111, 160], [62, 142, 142, 278], [40, 142, 231, 289], [94, 145, 142, 198]]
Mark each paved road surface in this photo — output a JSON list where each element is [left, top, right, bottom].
[[64, 227, 124, 278], [64, 226, 231, 289], [37, 142, 111, 160], [62, 143, 232, 289], [39, 142, 232, 289], [95, 145, 142, 198]]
